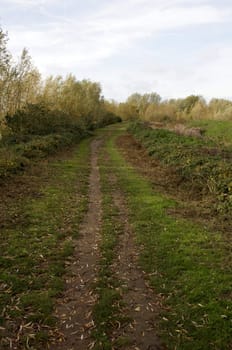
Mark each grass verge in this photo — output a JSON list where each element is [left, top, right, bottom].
[[104, 126, 232, 350], [0, 139, 91, 349]]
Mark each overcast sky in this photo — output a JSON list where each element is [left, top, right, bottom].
[[1, 0, 232, 101]]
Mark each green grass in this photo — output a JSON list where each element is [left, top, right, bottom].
[[92, 144, 129, 349], [103, 126, 232, 349], [0, 139, 91, 349], [187, 119, 232, 146]]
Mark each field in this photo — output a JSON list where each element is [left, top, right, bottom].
[[0, 122, 232, 350], [187, 119, 232, 146]]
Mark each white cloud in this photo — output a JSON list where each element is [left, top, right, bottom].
[[3, 0, 232, 100], [8, 1, 231, 58], [1, 0, 58, 6]]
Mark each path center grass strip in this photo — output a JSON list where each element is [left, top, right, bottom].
[[105, 126, 232, 350], [0, 139, 91, 349], [92, 142, 129, 350]]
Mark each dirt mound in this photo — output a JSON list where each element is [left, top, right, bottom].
[[150, 122, 205, 138]]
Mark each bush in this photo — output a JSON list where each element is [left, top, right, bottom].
[[5, 103, 85, 137], [97, 112, 122, 128], [0, 148, 29, 179], [16, 134, 76, 159]]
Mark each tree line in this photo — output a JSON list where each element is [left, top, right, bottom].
[[0, 27, 120, 140], [106, 92, 232, 123], [1, 24, 232, 139]]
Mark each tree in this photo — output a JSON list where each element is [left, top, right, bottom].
[[0, 28, 12, 119], [0, 31, 41, 121], [41, 75, 104, 128], [208, 98, 232, 120], [126, 92, 161, 119], [178, 95, 202, 114], [11, 48, 41, 112]]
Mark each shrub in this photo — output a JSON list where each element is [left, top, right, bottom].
[[5, 103, 85, 137]]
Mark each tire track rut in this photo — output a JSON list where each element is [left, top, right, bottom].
[[101, 148, 165, 350], [112, 187, 164, 350], [50, 139, 102, 350]]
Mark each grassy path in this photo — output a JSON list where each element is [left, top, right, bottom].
[[92, 134, 164, 350], [1, 124, 232, 349]]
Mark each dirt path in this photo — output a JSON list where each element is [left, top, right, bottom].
[[50, 134, 164, 350], [50, 139, 103, 350]]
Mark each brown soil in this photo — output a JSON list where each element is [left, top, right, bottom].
[[50, 139, 103, 350], [149, 122, 205, 138]]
